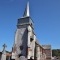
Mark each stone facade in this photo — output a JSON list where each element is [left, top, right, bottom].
[[42, 45, 52, 60]]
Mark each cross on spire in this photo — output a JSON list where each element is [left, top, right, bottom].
[[23, 1, 30, 17]]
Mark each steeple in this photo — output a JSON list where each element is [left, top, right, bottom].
[[17, 1, 34, 29], [23, 1, 30, 17]]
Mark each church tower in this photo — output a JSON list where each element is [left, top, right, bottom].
[[12, 2, 36, 60]]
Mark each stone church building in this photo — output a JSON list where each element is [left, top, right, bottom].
[[0, 2, 52, 60], [11, 2, 52, 60]]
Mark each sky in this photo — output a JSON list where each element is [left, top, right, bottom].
[[0, 0, 60, 51]]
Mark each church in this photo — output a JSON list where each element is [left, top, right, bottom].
[[0, 2, 52, 60]]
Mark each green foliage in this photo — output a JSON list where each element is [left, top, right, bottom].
[[52, 49, 60, 56]]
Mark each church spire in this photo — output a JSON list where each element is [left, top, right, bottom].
[[23, 1, 30, 17]]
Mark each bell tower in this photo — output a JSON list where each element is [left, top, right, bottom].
[[12, 2, 36, 60], [17, 1, 34, 29]]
